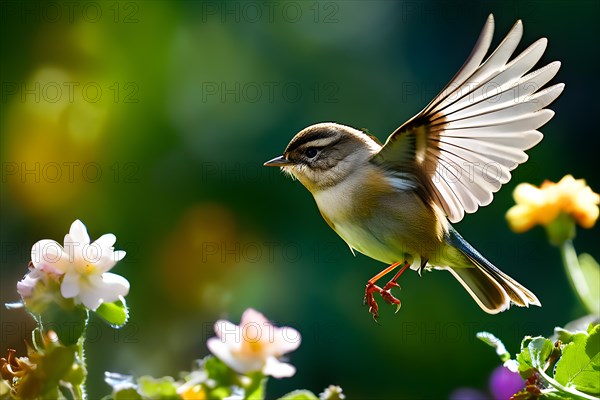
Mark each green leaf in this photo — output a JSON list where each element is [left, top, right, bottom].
[[203, 356, 237, 387], [244, 371, 266, 400], [40, 345, 76, 390], [477, 331, 511, 362], [539, 391, 574, 399], [16, 343, 78, 400], [95, 298, 129, 328], [528, 337, 554, 370], [586, 324, 600, 359], [555, 327, 577, 344], [516, 346, 535, 376], [554, 325, 600, 395], [209, 387, 231, 399], [578, 254, 600, 315], [277, 390, 319, 400], [516, 336, 553, 377], [137, 376, 179, 399], [40, 302, 88, 346], [113, 387, 143, 400], [62, 362, 86, 387]]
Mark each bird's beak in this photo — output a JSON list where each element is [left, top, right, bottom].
[[263, 155, 293, 167]]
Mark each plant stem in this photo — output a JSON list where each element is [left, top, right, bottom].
[[560, 240, 594, 314], [72, 381, 84, 400], [73, 312, 89, 400], [538, 367, 597, 400]]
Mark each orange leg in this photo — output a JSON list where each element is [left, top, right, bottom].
[[364, 260, 411, 321]]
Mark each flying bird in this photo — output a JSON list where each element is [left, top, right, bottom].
[[264, 15, 563, 320]]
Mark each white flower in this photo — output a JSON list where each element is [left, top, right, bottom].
[[207, 308, 301, 378], [320, 385, 346, 400], [29, 219, 129, 310]]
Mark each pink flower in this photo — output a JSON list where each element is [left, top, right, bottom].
[[16, 268, 43, 299], [207, 309, 301, 378]]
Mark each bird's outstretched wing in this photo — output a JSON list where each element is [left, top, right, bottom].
[[371, 14, 564, 223]]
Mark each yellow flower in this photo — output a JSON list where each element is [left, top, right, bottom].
[[178, 384, 206, 400], [507, 175, 600, 233]]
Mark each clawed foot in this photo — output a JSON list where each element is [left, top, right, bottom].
[[363, 260, 410, 322], [363, 281, 401, 322], [363, 283, 381, 321]]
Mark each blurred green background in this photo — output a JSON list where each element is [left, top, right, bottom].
[[1, 1, 599, 398]]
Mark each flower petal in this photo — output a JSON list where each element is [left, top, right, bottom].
[[513, 183, 544, 206], [240, 308, 270, 327], [506, 205, 536, 233], [94, 233, 116, 250], [74, 273, 130, 309], [31, 239, 69, 274], [575, 204, 599, 228], [273, 327, 301, 355], [64, 220, 91, 265], [80, 242, 104, 266], [207, 338, 261, 374], [78, 287, 104, 311], [207, 337, 230, 361], [262, 356, 296, 378], [95, 250, 126, 273], [214, 320, 241, 344], [17, 273, 40, 298], [113, 250, 126, 262], [61, 272, 80, 298], [68, 220, 90, 245], [64, 233, 88, 265], [207, 309, 300, 378], [96, 272, 130, 302]]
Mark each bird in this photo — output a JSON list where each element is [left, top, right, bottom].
[[264, 15, 563, 320]]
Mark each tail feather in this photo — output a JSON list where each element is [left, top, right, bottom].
[[447, 268, 509, 314], [446, 226, 541, 314]]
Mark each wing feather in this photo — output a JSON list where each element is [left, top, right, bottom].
[[443, 66, 562, 122], [373, 15, 564, 223], [422, 14, 496, 116], [434, 39, 548, 119], [442, 85, 562, 129], [428, 19, 524, 116]]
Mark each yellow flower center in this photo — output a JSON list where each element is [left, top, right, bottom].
[[238, 337, 266, 358], [77, 263, 96, 275]]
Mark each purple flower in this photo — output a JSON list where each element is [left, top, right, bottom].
[[489, 366, 524, 400]]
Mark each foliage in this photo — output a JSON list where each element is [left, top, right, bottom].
[[478, 324, 599, 400], [0, 221, 343, 399], [3, 174, 598, 399], [104, 356, 341, 400]]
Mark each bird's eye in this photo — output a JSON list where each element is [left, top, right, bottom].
[[305, 148, 318, 158]]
